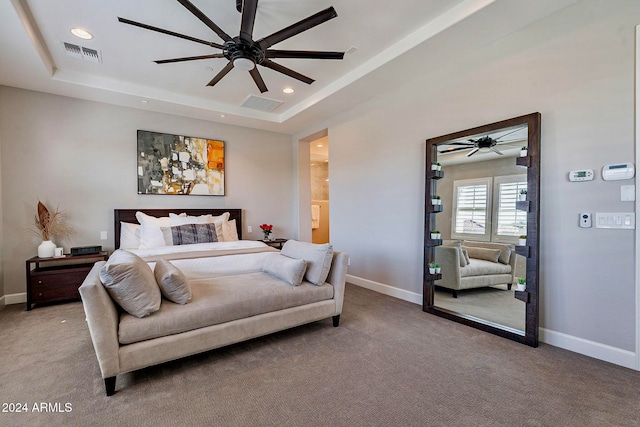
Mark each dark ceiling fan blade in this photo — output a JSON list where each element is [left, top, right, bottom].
[[494, 126, 524, 142], [240, 0, 258, 42], [249, 68, 268, 93], [466, 147, 480, 157], [155, 53, 225, 64], [265, 50, 344, 60], [439, 146, 473, 154], [206, 62, 234, 87], [177, 0, 233, 42], [260, 59, 314, 84], [489, 147, 504, 155], [118, 17, 224, 49], [445, 142, 475, 146], [257, 7, 338, 49]]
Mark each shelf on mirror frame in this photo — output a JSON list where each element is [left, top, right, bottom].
[[430, 170, 444, 180], [515, 200, 531, 212], [514, 290, 530, 303], [428, 273, 442, 280], [515, 246, 530, 257], [426, 239, 442, 247], [516, 156, 531, 167], [429, 204, 444, 213]]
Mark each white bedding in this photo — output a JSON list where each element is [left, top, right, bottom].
[[128, 240, 278, 280]]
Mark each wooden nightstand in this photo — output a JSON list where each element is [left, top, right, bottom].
[[259, 238, 288, 249], [25, 251, 108, 311]]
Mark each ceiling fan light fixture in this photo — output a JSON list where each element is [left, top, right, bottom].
[[233, 57, 255, 71]]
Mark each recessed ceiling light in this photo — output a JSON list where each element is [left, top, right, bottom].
[[220, 114, 225, 118], [140, 99, 149, 104], [71, 28, 93, 40], [283, 87, 294, 94], [316, 143, 323, 148]]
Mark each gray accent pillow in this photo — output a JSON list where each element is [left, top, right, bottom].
[[281, 240, 333, 286], [154, 259, 191, 304], [463, 246, 501, 263], [262, 253, 307, 286], [161, 223, 219, 246], [99, 249, 161, 318]]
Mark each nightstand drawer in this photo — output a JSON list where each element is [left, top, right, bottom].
[[29, 265, 94, 304]]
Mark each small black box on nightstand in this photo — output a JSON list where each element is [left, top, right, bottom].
[[70, 245, 102, 256]]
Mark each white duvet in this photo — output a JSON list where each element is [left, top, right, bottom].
[[128, 240, 277, 279]]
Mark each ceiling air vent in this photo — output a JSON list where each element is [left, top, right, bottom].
[[62, 42, 102, 63], [240, 95, 283, 113]]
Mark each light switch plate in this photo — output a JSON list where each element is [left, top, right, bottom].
[[621, 185, 635, 201], [595, 212, 635, 229]]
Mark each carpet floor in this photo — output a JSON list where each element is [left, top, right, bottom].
[[1, 284, 639, 427]]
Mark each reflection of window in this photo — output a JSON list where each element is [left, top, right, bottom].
[[452, 178, 492, 240], [493, 175, 527, 242]]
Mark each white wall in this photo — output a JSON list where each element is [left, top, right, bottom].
[[0, 86, 294, 297], [295, 0, 639, 360]]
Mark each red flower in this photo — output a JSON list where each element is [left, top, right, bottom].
[[259, 224, 273, 232]]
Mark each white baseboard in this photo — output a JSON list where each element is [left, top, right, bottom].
[[539, 328, 638, 370], [4, 292, 26, 305], [347, 274, 422, 305], [348, 275, 638, 370]]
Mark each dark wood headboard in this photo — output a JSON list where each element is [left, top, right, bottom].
[[114, 208, 242, 248]]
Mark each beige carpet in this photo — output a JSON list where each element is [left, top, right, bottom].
[[1, 284, 639, 426]]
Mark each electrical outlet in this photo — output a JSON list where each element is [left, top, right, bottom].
[[100, 231, 108, 240], [248, 226, 253, 233]]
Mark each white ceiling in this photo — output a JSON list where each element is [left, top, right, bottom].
[[0, 0, 578, 134]]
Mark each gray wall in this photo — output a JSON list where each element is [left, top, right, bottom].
[[295, 0, 638, 352], [0, 86, 294, 296]]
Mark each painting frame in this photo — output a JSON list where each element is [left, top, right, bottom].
[[137, 130, 225, 196]]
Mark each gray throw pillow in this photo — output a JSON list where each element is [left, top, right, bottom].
[[161, 223, 219, 246], [262, 253, 307, 286], [99, 249, 161, 318], [154, 259, 191, 304], [281, 240, 333, 286], [463, 246, 501, 263]]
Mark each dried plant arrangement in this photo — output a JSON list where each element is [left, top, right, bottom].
[[32, 201, 76, 242]]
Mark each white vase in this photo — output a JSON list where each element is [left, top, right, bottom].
[[520, 150, 528, 157], [519, 239, 526, 246], [38, 240, 56, 258], [516, 283, 526, 291]]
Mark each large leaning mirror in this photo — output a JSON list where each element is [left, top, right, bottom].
[[424, 113, 540, 347]]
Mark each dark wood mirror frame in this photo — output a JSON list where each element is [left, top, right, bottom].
[[424, 112, 540, 347]]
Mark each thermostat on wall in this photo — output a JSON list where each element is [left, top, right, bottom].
[[602, 162, 635, 181], [569, 169, 594, 182]]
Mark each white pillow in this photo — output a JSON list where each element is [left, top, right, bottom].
[[169, 212, 230, 226], [262, 253, 307, 286], [135, 212, 176, 249], [281, 240, 333, 286], [154, 260, 191, 304], [120, 222, 141, 249], [99, 249, 161, 318], [222, 219, 239, 241]]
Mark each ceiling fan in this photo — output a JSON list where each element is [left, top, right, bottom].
[[118, 0, 345, 93], [439, 127, 526, 157]]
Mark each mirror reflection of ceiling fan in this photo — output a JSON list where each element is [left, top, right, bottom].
[[439, 126, 527, 157]]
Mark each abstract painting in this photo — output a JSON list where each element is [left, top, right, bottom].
[[137, 130, 225, 195]]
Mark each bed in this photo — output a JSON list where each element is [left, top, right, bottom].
[[80, 208, 349, 395]]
